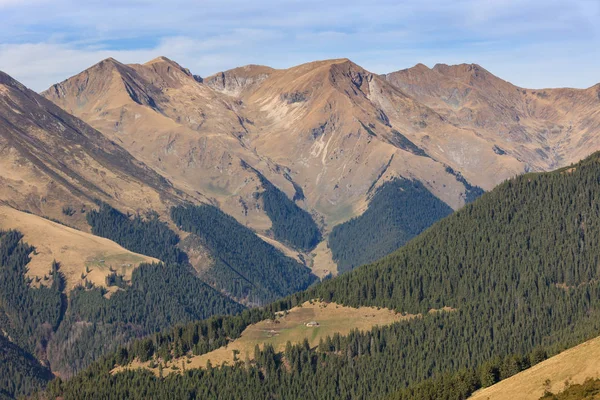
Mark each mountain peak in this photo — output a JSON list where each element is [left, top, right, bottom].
[[432, 63, 492, 80], [95, 57, 126, 70], [143, 56, 188, 72], [412, 63, 431, 72], [140, 56, 194, 83], [144, 56, 174, 65]]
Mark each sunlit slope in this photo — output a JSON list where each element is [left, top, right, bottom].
[[0, 204, 158, 292], [470, 335, 600, 400]]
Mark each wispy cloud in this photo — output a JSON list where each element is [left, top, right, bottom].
[[0, 0, 598, 91]]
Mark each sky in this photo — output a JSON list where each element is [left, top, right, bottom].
[[0, 0, 598, 91]]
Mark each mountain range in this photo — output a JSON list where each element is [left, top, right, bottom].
[[40, 57, 600, 274], [1, 55, 600, 399]]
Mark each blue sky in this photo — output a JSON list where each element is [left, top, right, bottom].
[[0, 0, 598, 91]]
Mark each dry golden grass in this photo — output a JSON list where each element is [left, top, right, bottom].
[[117, 300, 425, 376], [0, 204, 158, 292], [469, 335, 600, 400]]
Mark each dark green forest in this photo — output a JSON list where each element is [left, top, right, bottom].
[[88, 201, 316, 305], [0, 224, 242, 398], [0, 335, 52, 400], [240, 160, 321, 251], [329, 178, 453, 273], [260, 178, 321, 251], [0, 230, 63, 359], [171, 203, 318, 304], [47, 262, 244, 375], [0, 231, 55, 399], [45, 152, 600, 399]]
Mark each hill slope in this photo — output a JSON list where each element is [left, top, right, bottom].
[[0, 70, 316, 306], [0, 334, 52, 400], [0, 224, 243, 387], [469, 335, 600, 400], [0, 70, 183, 230], [44, 150, 600, 399], [0, 204, 158, 292]]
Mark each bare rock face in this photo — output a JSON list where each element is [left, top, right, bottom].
[[204, 65, 275, 97]]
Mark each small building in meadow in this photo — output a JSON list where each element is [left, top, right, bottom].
[[306, 321, 319, 327]]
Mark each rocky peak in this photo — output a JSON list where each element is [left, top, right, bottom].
[[205, 64, 275, 96]]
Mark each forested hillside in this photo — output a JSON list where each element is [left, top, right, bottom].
[[87, 202, 317, 305], [259, 176, 321, 251], [171, 204, 318, 304], [0, 231, 63, 358], [44, 153, 600, 399], [0, 227, 242, 397], [87, 203, 188, 264], [0, 335, 52, 400], [328, 178, 453, 273]]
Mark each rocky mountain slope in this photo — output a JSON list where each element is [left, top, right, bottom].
[[43, 58, 491, 228], [0, 70, 184, 230], [43, 57, 600, 277], [385, 63, 600, 172], [0, 71, 318, 388]]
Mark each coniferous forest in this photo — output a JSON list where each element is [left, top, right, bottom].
[[241, 161, 322, 252], [0, 224, 242, 392], [329, 178, 453, 273], [42, 152, 600, 399], [87, 203, 188, 264], [0, 335, 52, 400], [259, 178, 322, 251], [171, 203, 318, 304]]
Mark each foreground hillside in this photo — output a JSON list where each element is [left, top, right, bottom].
[[44, 152, 600, 399], [469, 335, 600, 400]]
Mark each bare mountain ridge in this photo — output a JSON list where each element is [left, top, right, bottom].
[[0, 70, 184, 229], [44, 58, 491, 227], [44, 56, 285, 235], [42, 56, 599, 275], [385, 62, 600, 171], [203, 58, 525, 211]]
